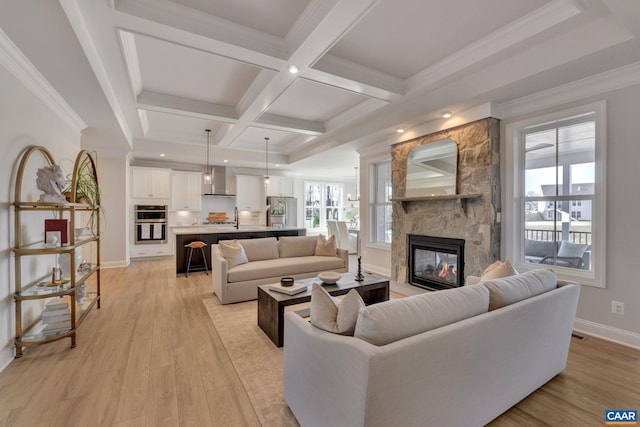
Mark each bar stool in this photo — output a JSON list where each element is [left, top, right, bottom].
[[184, 241, 209, 277]]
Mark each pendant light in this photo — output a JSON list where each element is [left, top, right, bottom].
[[264, 137, 270, 185], [203, 129, 212, 184]]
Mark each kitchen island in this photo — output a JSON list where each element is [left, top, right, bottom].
[[173, 226, 306, 275]]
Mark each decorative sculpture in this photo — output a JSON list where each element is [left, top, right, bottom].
[[36, 164, 66, 202], [355, 256, 365, 281]]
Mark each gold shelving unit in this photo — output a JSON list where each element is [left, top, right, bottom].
[[12, 146, 101, 357]]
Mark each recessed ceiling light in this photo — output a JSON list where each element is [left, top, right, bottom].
[[288, 65, 299, 74], [223, 159, 228, 163], [159, 153, 166, 157], [442, 112, 453, 119], [275, 164, 280, 168], [396, 128, 405, 133]]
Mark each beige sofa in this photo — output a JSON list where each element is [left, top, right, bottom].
[[212, 236, 348, 304], [283, 269, 580, 427]]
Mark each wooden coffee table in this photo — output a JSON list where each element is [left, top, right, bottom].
[[257, 272, 389, 347]]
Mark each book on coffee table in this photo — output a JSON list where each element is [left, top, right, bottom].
[[267, 282, 308, 296]]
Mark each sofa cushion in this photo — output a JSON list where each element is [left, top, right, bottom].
[[227, 256, 345, 283], [481, 259, 518, 280], [310, 283, 364, 335], [482, 269, 557, 311], [315, 234, 337, 257], [279, 236, 318, 258], [218, 240, 249, 268], [231, 237, 279, 261], [557, 240, 588, 258], [353, 285, 489, 346]]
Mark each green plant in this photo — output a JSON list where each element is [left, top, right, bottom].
[[63, 151, 103, 236]]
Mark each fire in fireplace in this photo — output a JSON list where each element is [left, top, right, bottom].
[[408, 234, 465, 290]]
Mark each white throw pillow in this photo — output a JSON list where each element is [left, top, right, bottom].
[[310, 283, 364, 335], [481, 259, 518, 280], [218, 240, 249, 268], [315, 234, 337, 257]]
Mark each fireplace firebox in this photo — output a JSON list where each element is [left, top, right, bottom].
[[408, 234, 465, 290]]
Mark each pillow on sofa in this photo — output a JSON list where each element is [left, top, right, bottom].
[[234, 237, 279, 261], [310, 283, 364, 335], [482, 269, 557, 311], [218, 240, 249, 268], [481, 259, 518, 280], [354, 285, 489, 346], [315, 234, 337, 256], [279, 236, 317, 258]]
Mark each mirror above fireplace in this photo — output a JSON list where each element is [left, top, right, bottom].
[[406, 138, 457, 196]]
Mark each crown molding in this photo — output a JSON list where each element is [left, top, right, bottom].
[[0, 28, 86, 134], [118, 30, 142, 96], [500, 61, 640, 119]]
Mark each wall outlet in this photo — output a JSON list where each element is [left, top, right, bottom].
[[611, 301, 624, 315]]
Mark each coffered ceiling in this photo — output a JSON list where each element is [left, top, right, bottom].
[[4, 0, 640, 179]]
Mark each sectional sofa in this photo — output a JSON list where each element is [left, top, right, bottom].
[[212, 236, 348, 304], [283, 269, 580, 427]]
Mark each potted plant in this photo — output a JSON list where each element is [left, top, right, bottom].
[[63, 151, 103, 237]]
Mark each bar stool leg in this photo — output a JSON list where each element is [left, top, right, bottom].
[[200, 247, 209, 275], [185, 247, 193, 277]]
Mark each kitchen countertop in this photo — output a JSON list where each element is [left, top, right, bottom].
[[171, 225, 305, 235]]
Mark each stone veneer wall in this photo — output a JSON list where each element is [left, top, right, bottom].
[[391, 117, 501, 283]]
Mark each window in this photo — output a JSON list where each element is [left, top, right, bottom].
[[369, 161, 392, 244], [304, 182, 343, 230], [505, 102, 606, 287]]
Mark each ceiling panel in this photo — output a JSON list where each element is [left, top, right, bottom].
[[143, 110, 225, 144], [232, 126, 300, 152], [328, 0, 550, 79], [135, 33, 261, 106], [168, 0, 309, 37], [265, 78, 370, 122]]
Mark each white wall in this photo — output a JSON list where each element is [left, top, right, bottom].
[[97, 154, 129, 268], [0, 64, 81, 370], [502, 83, 640, 346]]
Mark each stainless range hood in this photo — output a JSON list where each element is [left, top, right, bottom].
[[203, 166, 236, 196]]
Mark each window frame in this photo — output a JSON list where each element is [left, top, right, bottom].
[[503, 101, 607, 288], [303, 181, 344, 231], [369, 160, 392, 247]]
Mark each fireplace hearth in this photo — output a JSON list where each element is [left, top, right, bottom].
[[408, 234, 465, 290]]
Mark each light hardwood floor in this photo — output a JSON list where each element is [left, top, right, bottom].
[[0, 258, 638, 426]]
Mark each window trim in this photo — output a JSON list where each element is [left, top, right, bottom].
[[503, 101, 606, 288], [369, 160, 392, 247]]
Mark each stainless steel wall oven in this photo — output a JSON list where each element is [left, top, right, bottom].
[[134, 205, 167, 244]]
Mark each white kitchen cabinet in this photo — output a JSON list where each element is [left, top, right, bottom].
[[131, 167, 171, 199], [236, 175, 266, 211], [266, 176, 294, 197], [170, 171, 202, 211]]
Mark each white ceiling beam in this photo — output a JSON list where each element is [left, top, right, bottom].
[[307, 54, 404, 100], [137, 90, 238, 122], [217, 0, 380, 148], [113, 5, 285, 70], [255, 113, 325, 135]]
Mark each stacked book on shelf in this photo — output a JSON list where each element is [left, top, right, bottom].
[[42, 301, 71, 337]]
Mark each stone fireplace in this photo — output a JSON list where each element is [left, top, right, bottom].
[[391, 118, 501, 285]]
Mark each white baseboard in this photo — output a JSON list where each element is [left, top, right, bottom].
[[574, 318, 640, 350], [0, 346, 14, 373], [100, 259, 130, 269], [363, 263, 390, 279]]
